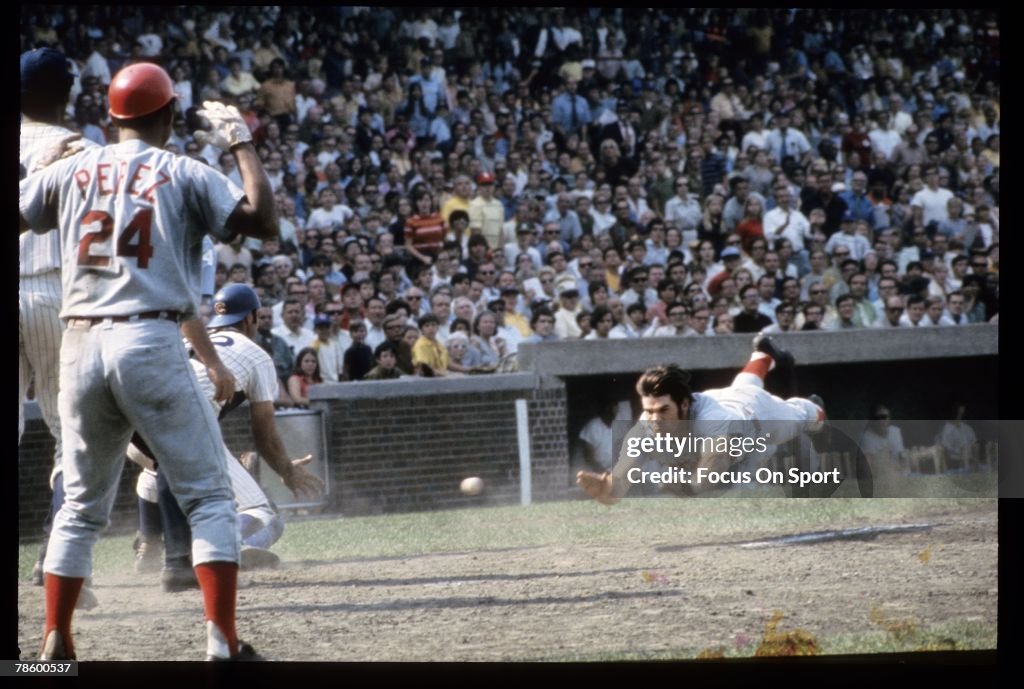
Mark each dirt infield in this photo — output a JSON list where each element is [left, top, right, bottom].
[[17, 501, 996, 661]]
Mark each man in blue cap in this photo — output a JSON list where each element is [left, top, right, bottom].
[[20, 47, 101, 605]]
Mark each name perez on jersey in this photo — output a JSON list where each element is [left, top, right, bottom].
[[73, 161, 172, 203]]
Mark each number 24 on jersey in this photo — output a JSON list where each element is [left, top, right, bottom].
[[78, 208, 154, 269]]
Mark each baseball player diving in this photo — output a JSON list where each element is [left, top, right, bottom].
[[128, 283, 324, 592], [20, 60, 279, 661], [576, 336, 847, 503]]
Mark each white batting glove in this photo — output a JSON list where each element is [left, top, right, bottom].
[[194, 100, 253, 151]]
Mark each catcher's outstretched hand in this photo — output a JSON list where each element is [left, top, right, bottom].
[[194, 100, 253, 151], [576, 470, 619, 506], [283, 456, 325, 501]]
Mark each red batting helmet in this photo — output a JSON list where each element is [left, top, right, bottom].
[[108, 62, 176, 119]]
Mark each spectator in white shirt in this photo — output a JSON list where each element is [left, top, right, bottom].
[[910, 165, 954, 228], [766, 111, 811, 166], [763, 185, 811, 253], [898, 295, 928, 327], [663, 176, 703, 244]]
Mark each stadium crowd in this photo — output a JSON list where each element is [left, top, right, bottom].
[[21, 6, 999, 401]]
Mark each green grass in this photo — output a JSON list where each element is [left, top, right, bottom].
[[20, 497, 994, 578]]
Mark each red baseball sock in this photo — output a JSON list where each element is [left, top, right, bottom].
[[194, 562, 239, 657], [742, 352, 774, 381], [43, 573, 83, 658]]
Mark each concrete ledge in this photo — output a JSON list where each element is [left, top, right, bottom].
[[310, 372, 544, 400], [518, 324, 998, 377]]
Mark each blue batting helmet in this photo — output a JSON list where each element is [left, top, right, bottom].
[[207, 284, 262, 329]]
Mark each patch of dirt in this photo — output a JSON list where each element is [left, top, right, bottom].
[[17, 504, 997, 661]]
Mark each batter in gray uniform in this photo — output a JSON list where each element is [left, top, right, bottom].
[[20, 62, 278, 661]]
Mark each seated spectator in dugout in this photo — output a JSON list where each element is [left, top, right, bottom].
[[857, 404, 906, 472], [576, 398, 634, 474], [934, 403, 979, 470]]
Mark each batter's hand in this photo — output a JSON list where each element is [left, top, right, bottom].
[[32, 133, 84, 173], [206, 362, 237, 404], [283, 457, 325, 501], [576, 470, 619, 505], [194, 100, 253, 151]]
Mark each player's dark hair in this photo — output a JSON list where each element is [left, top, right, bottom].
[[417, 313, 440, 329], [636, 365, 694, 408]]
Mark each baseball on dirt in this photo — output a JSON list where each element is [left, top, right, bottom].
[[460, 476, 484, 496]]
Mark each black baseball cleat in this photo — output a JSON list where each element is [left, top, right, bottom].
[[753, 333, 797, 398], [161, 565, 199, 593], [807, 394, 832, 454], [753, 333, 795, 370], [207, 641, 266, 662]]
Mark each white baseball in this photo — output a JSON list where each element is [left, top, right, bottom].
[[460, 476, 484, 496]]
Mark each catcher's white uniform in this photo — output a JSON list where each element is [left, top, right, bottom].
[[134, 329, 285, 547]]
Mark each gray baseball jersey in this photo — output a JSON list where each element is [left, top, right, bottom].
[[21, 136, 248, 578], [20, 139, 243, 320]]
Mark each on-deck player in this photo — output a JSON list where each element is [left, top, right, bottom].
[[20, 61, 278, 661], [576, 336, 834, 503], [19, 49, 101, 608], [129, 284, 325, 591]]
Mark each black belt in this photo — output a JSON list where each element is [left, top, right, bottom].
[[68, 310, 181, 326]]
